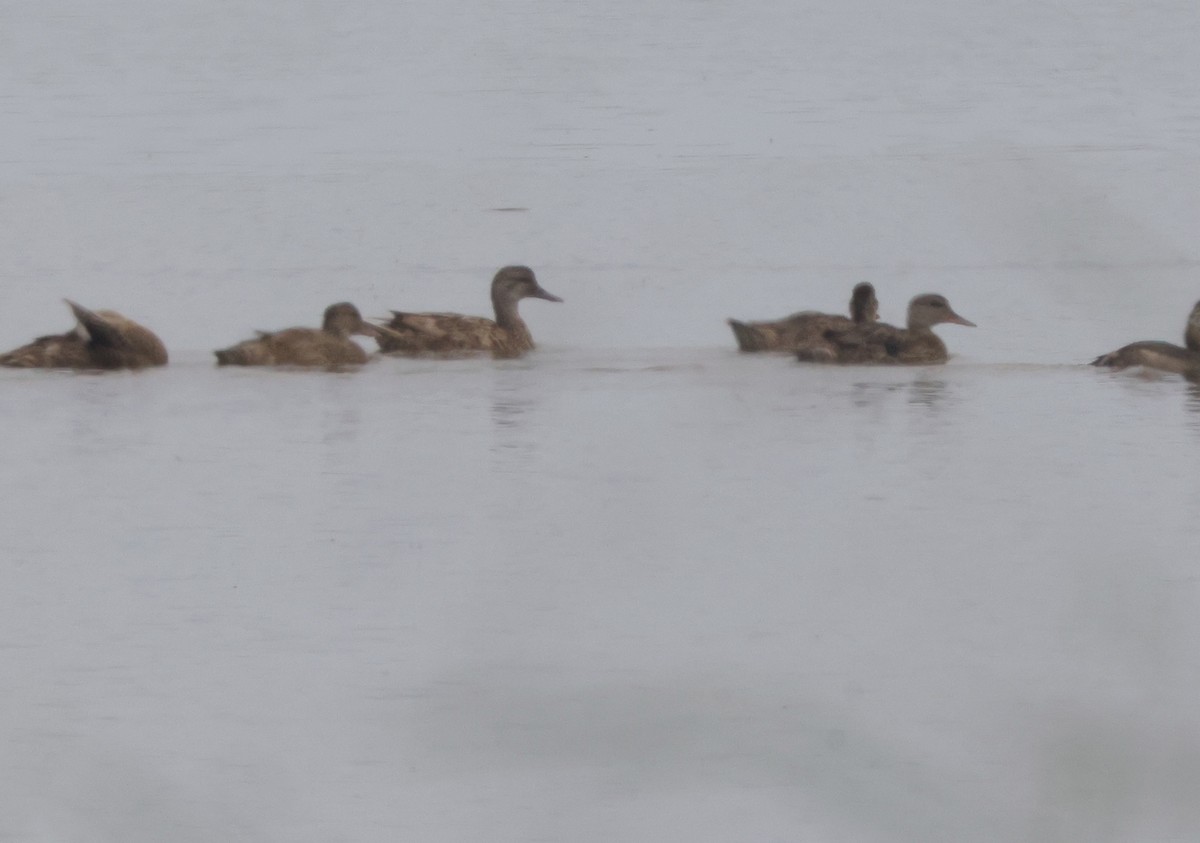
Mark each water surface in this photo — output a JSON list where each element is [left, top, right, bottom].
[[2, 0, 1200, 840]]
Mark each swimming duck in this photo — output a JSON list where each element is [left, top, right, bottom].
[[214, 302, 381, 368], [0, 300, 168, 370], [1090, 300, 1200, 378], [795, 293, 975, 365], [374, 265, 562, 358], [727, 282, 879, 352]]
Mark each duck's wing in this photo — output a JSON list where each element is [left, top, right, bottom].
[[798, 322, 902, 363], [384, 311, 495, 336], [375, 311, 499, 353]]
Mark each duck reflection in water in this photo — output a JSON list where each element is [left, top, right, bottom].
[[489, 383, 542, 472], [848, 378, 949, 411]]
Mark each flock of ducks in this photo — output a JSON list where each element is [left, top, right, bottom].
[[1, 266, 1198, 381], [729, 284, 977, 365], [0, 266, 561, 371]]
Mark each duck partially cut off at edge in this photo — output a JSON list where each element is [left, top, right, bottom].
[[0, 300, 168, 370], [1091, 300, 1200, 379]]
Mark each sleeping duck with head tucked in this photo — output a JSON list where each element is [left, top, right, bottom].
[[1091, 300, 1200, 379], [0, 300, 168, 370], [374, 265, 562, 358], [795, 293, 975, 365], [727, 282, 879, 352], [214, 302, 381, 369]]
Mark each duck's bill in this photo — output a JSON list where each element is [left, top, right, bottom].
[[533, 287, 563, 303], [355, 323, 383, 339], [948, 313, 976, 327]]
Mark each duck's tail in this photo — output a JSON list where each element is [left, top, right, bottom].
[[369, 319, 412, 353], [214, 343, 268, 366], [727, 319, 767, 352]]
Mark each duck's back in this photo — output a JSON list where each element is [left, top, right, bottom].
[[729, 312, 853, 352], [94, 314, 169, 368], [800, 323, 948, 365], [216, 327, 368, 368], [377, 312, 530, 357], [0, 333, 95, 369]]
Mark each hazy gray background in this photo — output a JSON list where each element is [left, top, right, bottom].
[[2, 1, 1199, 840]]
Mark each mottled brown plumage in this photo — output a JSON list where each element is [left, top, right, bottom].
[[375, 266, 562, 358], [727, 283, 879, 352], [214, 302, 380, 369], [0, 300, 168, 370], [796, 293, 975, 365], [1091, 300, 1200, 378]]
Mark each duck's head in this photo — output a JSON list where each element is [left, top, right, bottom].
[[907, 294, 975, 330], [850, 282, 879, 323], [491, 265, 563, 305], [322, 302, 380, 339], [1187, 300, 1200, 331], [1183, 300, 1200, 351]]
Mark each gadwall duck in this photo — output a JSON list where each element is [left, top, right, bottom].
[[375, 265, 562, 358], [214, 302, 380, 368], [1091, 300, 1200, 378], [727, 282, 879, 352], [0, 300, 168, 370], [795, 293, 975, 365]]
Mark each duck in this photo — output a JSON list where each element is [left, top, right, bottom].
[[374, 265, 562, 358], [0, 300, 168, 370], [727, 282, 879, 352], [795, 293, 975, 365], [214, 302, 381, 368], [1091, 300, 1200, 378]]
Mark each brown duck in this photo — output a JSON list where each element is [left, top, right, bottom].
[[375, 265, 562, 358], [214, 302, 381, 368], [1091, 300, 1200, 378], [0, 300, 168, 370], [795, 293, 975, 365], [728, 282, 879, 352]]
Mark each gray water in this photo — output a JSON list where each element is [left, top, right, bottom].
[[3, 1, 1200, 841]]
